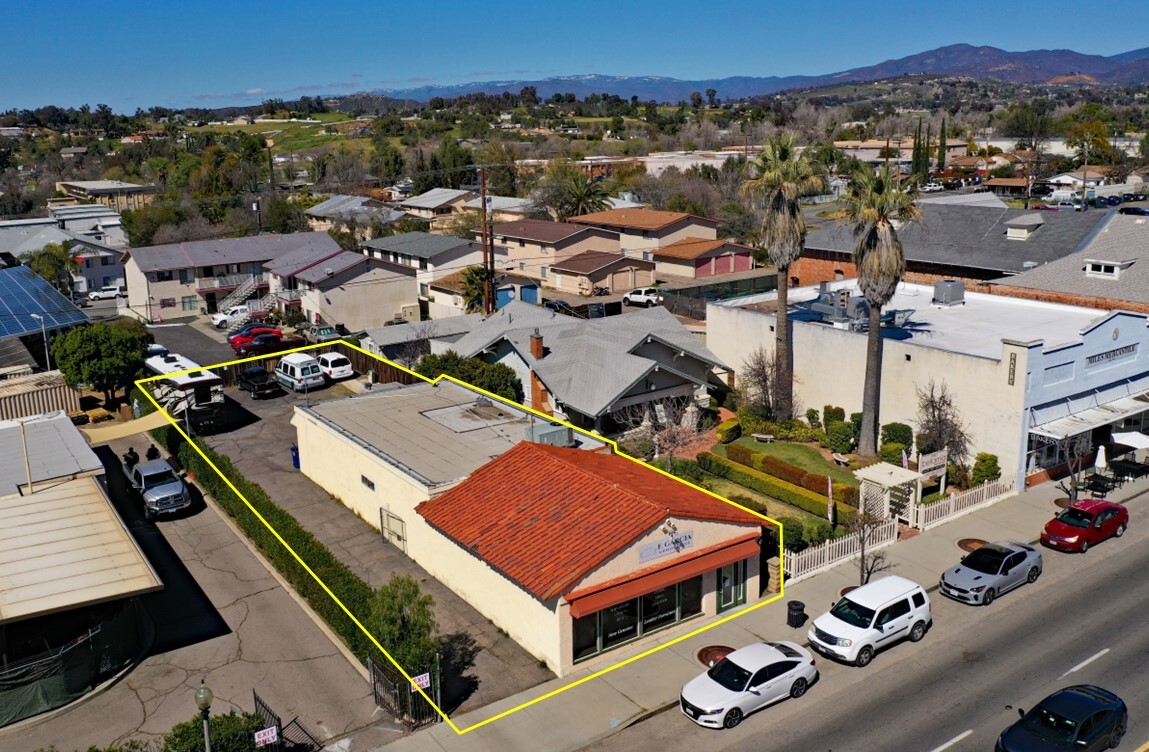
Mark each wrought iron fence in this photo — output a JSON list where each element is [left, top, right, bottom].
[[368, 654, 442, 733], [252, 690, 323, 752]]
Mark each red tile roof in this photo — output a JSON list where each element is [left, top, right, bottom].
[[653, 237, 754, 260], [416, 442, 762, 601], [568, 208, 718, 232]]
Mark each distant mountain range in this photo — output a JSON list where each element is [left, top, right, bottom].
[[361, 44, 1149, 103]]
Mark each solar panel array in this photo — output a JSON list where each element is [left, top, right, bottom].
[[0, 266, 89, 338]]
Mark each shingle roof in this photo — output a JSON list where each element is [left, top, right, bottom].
[[416, 442, 762, 601], [569, 208, 717, 231], [490, 219, 592, 244], [653, 237, 753, 260], [990, 213, 1149, 305], [363, 313, 484, 349], [293, 250, 365, 283], [548, 251, 648, 275], [305, 194, 406, 225], [805, 204, 1106, 274], [452, 301, 727, 418], [398, 188, 474, 209], [362, 231, 476, 260], [127, 232, 340, 273], [263, 242, 346, 277]]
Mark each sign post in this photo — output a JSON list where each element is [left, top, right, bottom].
[[918, 449, 949, 495]]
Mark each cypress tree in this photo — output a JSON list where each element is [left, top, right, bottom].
[[925, 123, 933, 177], [937, 116, 947, 170]]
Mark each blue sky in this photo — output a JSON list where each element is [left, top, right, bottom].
[[4, 0, 1147, 111]]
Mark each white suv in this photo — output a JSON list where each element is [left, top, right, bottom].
[[807, 575, 931, 667], [623, 287, 664, 307], [88, 285, 125, 300]]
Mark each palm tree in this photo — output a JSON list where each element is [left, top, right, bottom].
[[838, 164, 922, 456], [23, 241, 81, 298], [560, 171, 610, 220], [459, 266, 488, 313], [740, 132, 827, 421]]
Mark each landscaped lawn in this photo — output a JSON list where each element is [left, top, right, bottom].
[[703, 478, 824, 525], [719, 438, 859, 487]]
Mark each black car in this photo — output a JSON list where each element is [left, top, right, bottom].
[[1107, 195, 1122, 206], [544, 300, 578, 316], [236, 366, 282, 399], [1118, 206, 1149, 216], [997, 685, 1126, 751], [1121, 193, 1138, 203]]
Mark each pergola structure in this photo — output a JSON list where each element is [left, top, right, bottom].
[[854, 462, 925, 522]]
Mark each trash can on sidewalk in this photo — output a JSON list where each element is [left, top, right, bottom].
[[787, 601, 805, 628], [290, 444, 300, 469]]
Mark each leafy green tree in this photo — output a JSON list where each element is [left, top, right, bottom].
[[839, 164, 922, 456], [433, 139, 474, 190], [740, 132, 826, 421], [415, 350, 524, 402], [122, 204, 184, 246], [265, 197, 308, 234], [367, 574, 440, 675], [444, 211, 483, 241], [1065, 119, 1112, 165], [162, 710, 265, 752], [22, 241, 80, 296], [478, 141, 520, 197], [53, 320, 148, 403], [372, 140, 406, 183]]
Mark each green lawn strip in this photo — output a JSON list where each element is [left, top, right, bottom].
[[704, 478, 823, 525], [723, 438, 859, 487]]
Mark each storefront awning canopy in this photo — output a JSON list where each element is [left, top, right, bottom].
[[1113, 431, 1149, 450], [1029, 392, 1149, 441]]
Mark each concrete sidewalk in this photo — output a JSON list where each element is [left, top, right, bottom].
[[370, 476, 1149, 752]]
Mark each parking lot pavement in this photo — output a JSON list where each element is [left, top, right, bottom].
[[203, 381, 555, 716], [147, 317, 237, 367], [5, 442, 389, 752]]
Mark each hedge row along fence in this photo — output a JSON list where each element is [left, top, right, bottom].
[[130, 387, 379, 665], [725, 443, 860, 506], [698, 452, 857, 522]]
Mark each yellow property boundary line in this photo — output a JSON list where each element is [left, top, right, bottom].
[[135, 340, 787, 736]]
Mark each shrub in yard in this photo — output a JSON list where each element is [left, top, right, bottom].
[[723, 442, 856, 501], [835, 485, 860, 506], [725, 493, 768, 516], [618, 433, 654, 461], [849, 412, 864, 440], [970, 453, 1002, 486], [802, 518, 834, 546], [663, 457, 707, 484], [880, 442, 908, 465], [805, 408, 822, 429], [822, 405, 845, 427], [921, 491, 946, 505], [716, 418, 741, 443], [825, 421, 854, 453], [946, 462, 971, 490], [881, 422, 914, 449], [162, 711, 265, 752], [776, 515, 807, 551], [697, 452, 855, 521]]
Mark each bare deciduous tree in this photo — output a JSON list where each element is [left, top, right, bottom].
[[614, 398, 706, 472], [915, 379, 971, 466], [739, 347, 785, 422], [848, 508, 896, 586], [1055, 433, 1093, 503]]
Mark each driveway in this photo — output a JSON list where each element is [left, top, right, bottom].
[[202, 380, 554, 715], [4, 442, 394, 752]]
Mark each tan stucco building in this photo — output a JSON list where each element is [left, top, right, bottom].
[[568, 208, 718, 255], [489, 219, 619, 282]]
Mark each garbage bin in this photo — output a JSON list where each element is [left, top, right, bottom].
[[786, 601, 805, 629], [290, 444, 300, 470]]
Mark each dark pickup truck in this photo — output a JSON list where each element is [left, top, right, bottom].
[[233, 334, 307, 358], [236, 366, 283, 398]]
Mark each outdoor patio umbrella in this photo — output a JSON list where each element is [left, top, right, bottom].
[[1095, 445, 1108, 471]]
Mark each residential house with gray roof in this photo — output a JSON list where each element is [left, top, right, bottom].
[[790, 204, 1110, 288], [448, 300, 729, 432], [363, 232, 495, 315], [304, 195, 407, 240], [396, 188, 476, 230]]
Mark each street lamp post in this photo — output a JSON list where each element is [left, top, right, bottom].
[[194, 679, 214, 752], [30, 314, 49, 370]]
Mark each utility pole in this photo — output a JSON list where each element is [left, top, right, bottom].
[[479, 167, 493, 315]]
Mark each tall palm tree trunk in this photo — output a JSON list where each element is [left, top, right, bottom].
[[859, 303, 883, 456], [774, 274, 793, 420]]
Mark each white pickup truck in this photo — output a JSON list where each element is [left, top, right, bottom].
[[210, 305, 251, 329], [124, 458, 191, 521]]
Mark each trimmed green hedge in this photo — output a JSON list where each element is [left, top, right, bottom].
[[880, 442, 908, 465], [698, 452, 856, 521], [725, 442, 859, 506], [716, 418, 741, 444], [177, 439, 377, 664]]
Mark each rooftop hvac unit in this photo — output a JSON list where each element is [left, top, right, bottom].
[[932, 280, 965, 307], [526, 422, 575, 448]]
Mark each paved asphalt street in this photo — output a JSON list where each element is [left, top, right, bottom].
[[584, 494, 1149, 752]]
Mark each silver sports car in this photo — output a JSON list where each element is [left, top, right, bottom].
[[939, 541, 1042, 606]]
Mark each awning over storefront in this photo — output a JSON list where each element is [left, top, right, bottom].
[[566, 534, 761, 619], [1029, 392, 1149, 440]]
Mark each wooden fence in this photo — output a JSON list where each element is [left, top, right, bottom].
[[784, 518, 898, 584], [909, 479, 1016, 530], [212, 342, 419, 389]]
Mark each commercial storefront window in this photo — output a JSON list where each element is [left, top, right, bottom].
[[572, 574, 706, 664]]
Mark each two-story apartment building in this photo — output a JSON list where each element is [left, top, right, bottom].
[[396, 188, 476, 230], [53, 180, 158, 212], [568, 208, 719, 256], [122, 233, 340, 320], [488, 219, 619, 282], [362, 232, 497, 314]]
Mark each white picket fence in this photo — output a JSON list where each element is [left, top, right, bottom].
[[784, 518, 898, 584], [910, 479, 1016, 531]]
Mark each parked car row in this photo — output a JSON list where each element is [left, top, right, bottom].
[[235, 352, 355, 398], [680, 497, 1131, 744]]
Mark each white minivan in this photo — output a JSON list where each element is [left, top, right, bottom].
[[807, 575, 931, 667], [274, 353, 325, 392]]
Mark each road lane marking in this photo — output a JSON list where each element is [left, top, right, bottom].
[[927, 730, 972, 752], [1060, 647, 1110, 678]]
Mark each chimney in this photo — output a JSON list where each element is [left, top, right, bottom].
[[530, 328, 545, 359]]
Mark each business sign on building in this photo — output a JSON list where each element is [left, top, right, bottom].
[[254, 726, 279, 748], [918, 449, 949, 480], [639, 531, 694, 564]]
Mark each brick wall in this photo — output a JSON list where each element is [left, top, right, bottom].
[[790, 251, 991, 290], [983, 285, 1149, 315]]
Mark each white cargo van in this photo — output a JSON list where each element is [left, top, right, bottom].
[[274, 352, 325, 392], [1045, 189, 1080, 203]]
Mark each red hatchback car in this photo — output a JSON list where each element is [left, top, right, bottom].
[[1041, 499, 1128, 553]]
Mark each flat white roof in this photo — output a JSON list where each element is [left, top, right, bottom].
[[0, 476, 163, 624], [145, 353, 222, 387], [723, 280, 1109, 360]]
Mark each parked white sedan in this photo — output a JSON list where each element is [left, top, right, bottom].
[[680, 641, 817, 729], [315, 352, 354, 381]]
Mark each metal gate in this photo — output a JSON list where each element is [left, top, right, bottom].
[[380, 508, 407, 553], [252, 690, 323, 752], [368, 654, 443, 733]]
